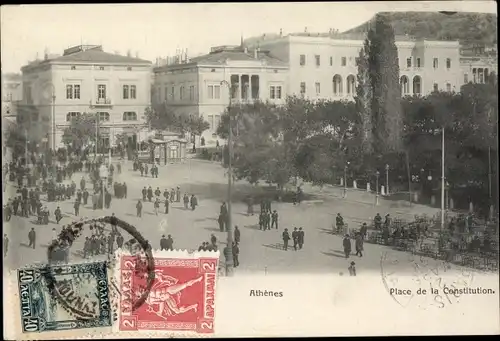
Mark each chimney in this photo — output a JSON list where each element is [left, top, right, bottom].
[[279, 28, 283, 37]]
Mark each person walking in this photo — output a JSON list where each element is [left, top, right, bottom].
[[154, 198, 160, 216], [232, 242, 240, 268], [164, 199, 169, 214], [136, 200, 143, 217], [74, 200, 80, 216], [160, 235, 168, 251], [282, 228, 290, 251], [190, 194, 198, 211], [234, 225, 241, 244], [355, 232, 364, 257], [28, 228, 36, 249], [348, 261, 356, 276], [4, 234, 9, 257], [292, 227, 299, 251], [298, 227, 305, 250], [271, 210, 279, 229], [183, 194, 189, 209], [343, 234, 352, 258]]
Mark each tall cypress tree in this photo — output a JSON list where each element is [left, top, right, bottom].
[[367, 14, 403, 155], [355, 39, 373, 154]]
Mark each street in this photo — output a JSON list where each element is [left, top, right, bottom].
[[3, 158, 465, 275]]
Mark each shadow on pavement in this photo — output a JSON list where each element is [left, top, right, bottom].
[[321, 250, 347, 258], [318, 227, 334, 235], [244, 224, 260, 230], [262, 243, 286, 250], [19, 243, 33, 249], [203, 227, 221, 232]]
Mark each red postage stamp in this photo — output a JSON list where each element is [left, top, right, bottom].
[[116, 250, 219, 334]]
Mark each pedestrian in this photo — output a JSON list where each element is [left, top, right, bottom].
[[234, 225, 240, 244], [190, 194, 198, 211], [163, 189, 169, 202], [271, 210, 279, 229], [142, 187, 147, 201], [265, 210, 271, 230], [176, 187, 181, 202], [28, 227, 36, 249], [74, 200, 80, 216], [154, 198, 160, 216], [210, 234, 217, 248], [292, 227, 299, 251], [4, 234, 9, 257], [232, 242, 240, 267], [51, 227, 58, 243], [83, 237, 90, 258], [298, 227, 305, 249], [83, 189, 89, 205], [348, 261, 356, 276], [166, 234, 174, 250], [155, 187, 161, 198], [343, 234, 351, 258], [259, 211, 264, 230], [147, 186, 153, 202], [355, 232, 364, 257], [282, 228, 290, 251], [246, 196, 254, 216], [170, 188, 175, 203], [160, 235, 168, 250], [107, 234, 114, 254], [183, 194, 189, 209], [164, 199, 169, 214], [144, 164, 149, 177], [360, 223, 368, 240], [136, 200, 143, 217]]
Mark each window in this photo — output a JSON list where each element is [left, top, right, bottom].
[[208, 115, 214, 131], [214, 115, 221, 131], [400, 76, 409, 95], [164, 86, 169, 102], [189, 85, 195, 100], [171, 87, 175, 100], [99, 66, 105, 71], [66, 85, 73, 99], [300, 54, 306, 66], [123, 85, 129, 99], [66, 112, 80, 121], [346, 75, 355, 95], [413, 76, 422, 95], [406, 58, 412, 68], [97, 84, 106, 100], [315, 55, 320, 66], [433, 83, 438, 92], [446, 58, 451, 69], [341, 57, 346, 66], [270, 86, 276, 99], [276, 86, 282, 99], [300, 82, 306, 95], [74, 85, 80, 99], [332, 75, 343, 95], [433, 58, 439, 69], [330, 56, 333, 66], [464, 73, 469, 83], [130, 85, 136, 99], [180, 86, 185, 100], [446, 83, 451, 92], [315, 82, 321, 95], [98, 112, 110, 121], [71, 66, 76, 70], [123, 111, 137, 121], [208, 85, 221, 99], [416, 58, 421, 68]]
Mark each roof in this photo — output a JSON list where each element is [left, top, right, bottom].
[[188, 50, 287, 67], [49, 48, 152, 64]]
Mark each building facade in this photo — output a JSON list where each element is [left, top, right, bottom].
[[1, 73, 23, 117], [246, 33, 463, 99], [20, 45, 152, 150], [153, 45, 288, 144]]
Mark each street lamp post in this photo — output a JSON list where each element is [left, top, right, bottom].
[[375, 170, 380, 206], [220, 80, 234, 277], [99, 164, 108, 210], [25, 128, 29, 168], [343, 162, 349, 198], [385, 164, 390, 196], [440, 127, 445, 229]]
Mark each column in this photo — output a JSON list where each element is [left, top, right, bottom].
[[238, 75, 242, 100]]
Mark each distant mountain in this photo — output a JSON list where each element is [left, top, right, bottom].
[[344, 12, 497, 45]]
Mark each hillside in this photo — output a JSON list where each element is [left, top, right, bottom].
[[344, 12, 497, 45]]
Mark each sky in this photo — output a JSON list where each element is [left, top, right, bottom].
[[1, 1, 497, 73]]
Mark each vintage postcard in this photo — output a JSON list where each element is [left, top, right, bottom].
[[2, 1, 499, 338]]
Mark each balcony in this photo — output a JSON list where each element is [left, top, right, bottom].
[[92, 98, 113, 108]]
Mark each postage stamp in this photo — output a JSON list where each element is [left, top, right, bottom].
[[17, 261, 111, 333], [115, 250, 220, 335]]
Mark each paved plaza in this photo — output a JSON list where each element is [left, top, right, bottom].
[[4, 158, 458, 275]]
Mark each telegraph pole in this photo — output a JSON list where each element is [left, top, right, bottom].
[[441, 127, 445, 229]]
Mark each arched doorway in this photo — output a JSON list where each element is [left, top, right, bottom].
[[412, 76, 422, 95]]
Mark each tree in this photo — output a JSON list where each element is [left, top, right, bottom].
[[61, 113, 97, 154], [186, 115, 210, 142], [355, 38, 373, 154], [367, 14, 403, 154], [144, 104, 179, 132]]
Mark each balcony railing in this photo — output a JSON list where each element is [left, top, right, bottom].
[[92, 98, 113, 107]]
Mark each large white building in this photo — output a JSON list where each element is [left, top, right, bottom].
[[20, 45, 152, 150], [153, 45, 288, 144], [245, 32, 463, 99]]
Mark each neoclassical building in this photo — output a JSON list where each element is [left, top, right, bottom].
[[245, 32, 463, 99], [20, 45, 152, 150]]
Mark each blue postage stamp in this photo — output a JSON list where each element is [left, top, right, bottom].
[[17, 261, 111, 333]]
